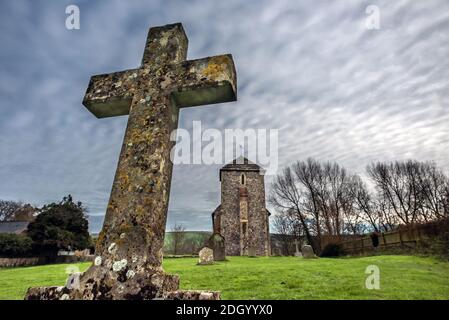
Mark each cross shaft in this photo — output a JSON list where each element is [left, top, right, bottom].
[[83, 23, 236, 274]]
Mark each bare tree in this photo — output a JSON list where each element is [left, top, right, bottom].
[[271, 158, 449, 253], [341, 175, 366, 234], [367, 160, 448, 225], [322, 162, 348, 236], [269, 167, 316, 252], [294, 159, 323, 249], [171, 223, 186, 255], [0, 200, 23, 222], [443, 182, 449, 217], [272, 210, 301, 255], [349, 175, 382, 232], [298, 160, 357, 237], [416, 162, 448, 220], [376, 193, 396, 231], [270, 159, 360, 252], [368, 161, 420, 224]]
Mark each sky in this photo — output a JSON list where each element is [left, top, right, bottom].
[[0, 0, 448, 233]]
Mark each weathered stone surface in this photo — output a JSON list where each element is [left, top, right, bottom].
[[208, 233, 226, 261], [65, 272, 81, 290], [25, 286, 70, 301], [26, 269, 180, 300], [294, 240, 302, 257], [212, 157, 271, 256], [272, 248, 283, 256], [25, 284, 220, 301], [163, 290, 220, 300], [198, 247, 214, 265], [25, 22, 236, 300], [301, 245, 316, 259]]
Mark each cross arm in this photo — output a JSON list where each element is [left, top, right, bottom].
[[172, 54, 237, 108], [82, 69, 139, 118]]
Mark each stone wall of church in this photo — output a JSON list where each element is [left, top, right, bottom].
[[220, 170, 269, 256]]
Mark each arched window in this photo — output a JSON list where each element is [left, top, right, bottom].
[[241, 222, 247, 235], [240, 174, 246, 185]]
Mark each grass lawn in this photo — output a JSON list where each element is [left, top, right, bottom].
[[0, 255, 448, 300]]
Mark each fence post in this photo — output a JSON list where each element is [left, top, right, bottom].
[[416, 226, 422, 245], [398, 229, 404, 247]]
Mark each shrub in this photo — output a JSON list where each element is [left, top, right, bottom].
[[422, 229, 449, 260], [0, 233, 33, 257], [320, 243, 346, 257], [27, 195, 91, 256]]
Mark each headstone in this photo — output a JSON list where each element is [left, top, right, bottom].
[[294, 240, 302, 257], [198, 247, 214, 265], [301, 245, 316, 259], [25, 22, 236, 300], [247, 246, 257, 257], [208, 233, 226, 261], [272, 247, 282, 256]]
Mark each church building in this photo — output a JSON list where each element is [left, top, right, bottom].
[[211, 157, 271, 256]]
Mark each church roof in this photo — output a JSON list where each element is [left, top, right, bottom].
[[220, 156, 262, 172], [0, 221, 29, 234], [211, 205, 221, 218]]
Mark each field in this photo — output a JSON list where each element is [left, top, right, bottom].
[[1, 255, 448, 300]]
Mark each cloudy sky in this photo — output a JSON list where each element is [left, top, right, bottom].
[[1, 0, 448, 233]]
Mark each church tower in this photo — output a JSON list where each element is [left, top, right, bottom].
[[211, 157, 271, 256]]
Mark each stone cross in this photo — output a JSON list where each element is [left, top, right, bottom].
[[25, 22, 236, 300], [294, 239, 302, 257]]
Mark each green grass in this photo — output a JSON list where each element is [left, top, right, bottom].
[[1, 255, 448, 300]]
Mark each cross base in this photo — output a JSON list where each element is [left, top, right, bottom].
[[24, 267, 220, 300]]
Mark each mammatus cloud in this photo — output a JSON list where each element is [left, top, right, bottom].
[[0, 0, 448, 233]]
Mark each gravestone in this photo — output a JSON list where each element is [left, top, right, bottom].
[[25, 22, 236, 300], [301, 245, 316, 259], [247, 246, 257, 257], [198, 247, 214, 265], [294, 240, 302, 257], [208, 233, 226, 261], [272, 247, 282, 256]]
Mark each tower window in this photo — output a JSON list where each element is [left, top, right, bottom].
[[240, 174, 246, 185], [242, 222, 247, 235]]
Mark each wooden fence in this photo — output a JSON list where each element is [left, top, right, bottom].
[[0, 257, 45, 267], [0, 255, 94, 268], [340, 227, 427, 254]]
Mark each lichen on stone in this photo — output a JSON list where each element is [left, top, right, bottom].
[[112, 259, 127, 272], [60, 294, 70, 300], [108, 243, 117, 254], [126, 270, 135, 279], [200, 55, 231, 81], [94, 256, 102, 266]]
